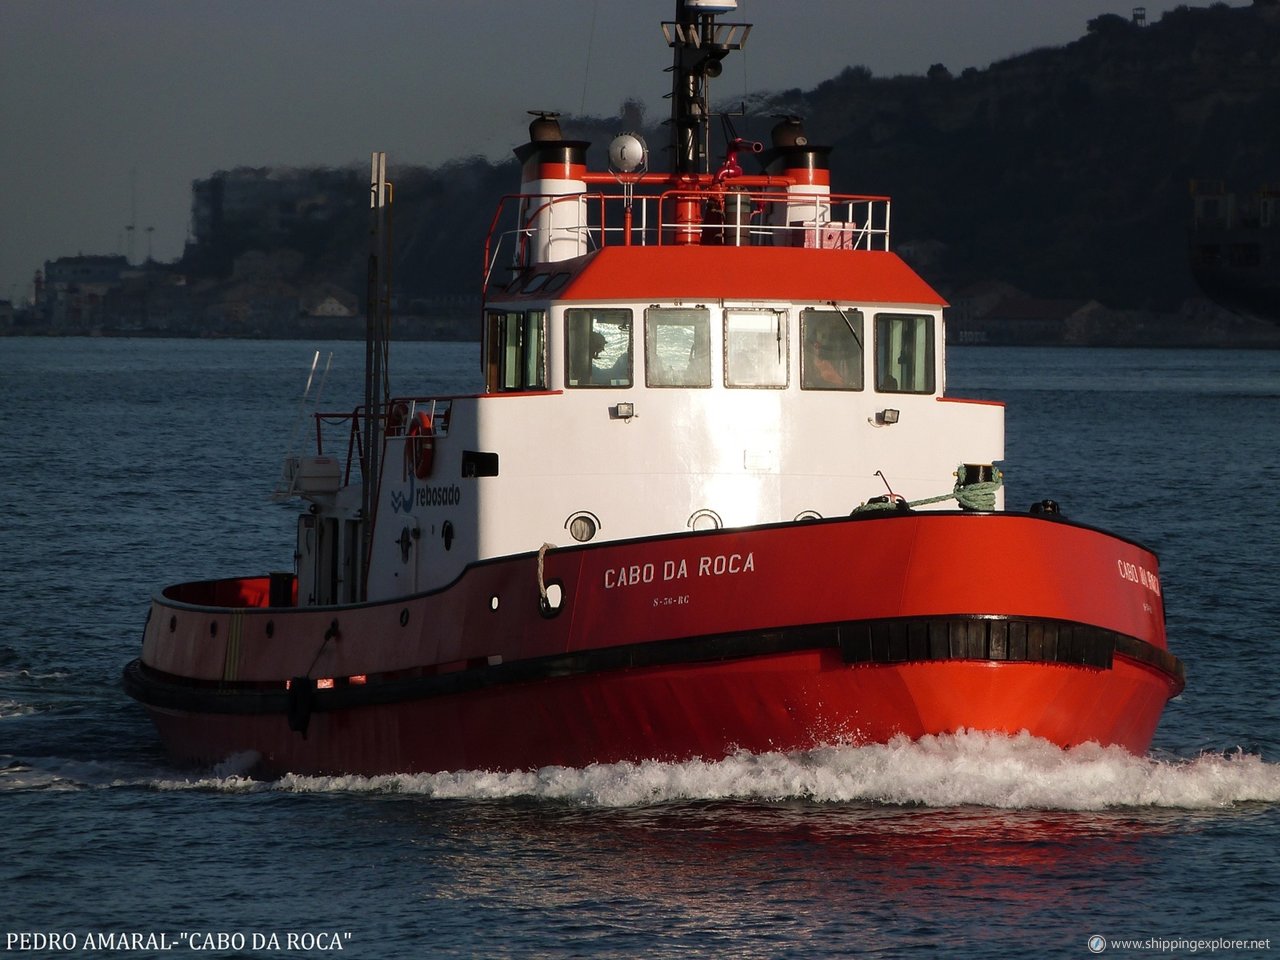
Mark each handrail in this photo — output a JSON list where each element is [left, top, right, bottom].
[[481, 186, 894, 300], [307, 397, 457, 487]]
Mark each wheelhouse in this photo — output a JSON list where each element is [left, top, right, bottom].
[[482, 299, 940, 398]]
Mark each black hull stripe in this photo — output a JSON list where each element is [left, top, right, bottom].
[[123, 615, 1185, 717]]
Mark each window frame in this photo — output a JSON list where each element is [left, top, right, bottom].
[[874, 312, 936, 394], [565, 307, 634, 389], [484, 308, 547, 393], [644, 306, 713, 388], [724, 308, 789, 389], [800, 307, 865, 391]]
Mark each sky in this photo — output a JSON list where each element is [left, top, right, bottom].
[[0, 0, 1250, 303]]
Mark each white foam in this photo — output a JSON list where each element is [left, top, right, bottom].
[[13, 732, 1280, 809], [0, 669, 70, 681], [0, 757, 154, 792], [206, 731, 1280, 810]]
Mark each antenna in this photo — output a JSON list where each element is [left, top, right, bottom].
[[271, 350, 335, 502], [662, 1, 751, 174], [361, 151, 392, 599]]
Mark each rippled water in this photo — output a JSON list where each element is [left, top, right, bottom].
[[2, 338, 1278, 957]]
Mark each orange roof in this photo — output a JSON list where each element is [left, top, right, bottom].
[[551, 246, 946, 307]]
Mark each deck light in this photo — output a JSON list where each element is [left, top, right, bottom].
[[877, 408, 900, 425]]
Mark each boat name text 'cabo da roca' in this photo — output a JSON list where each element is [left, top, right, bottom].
[[603, 552, 756, 589]]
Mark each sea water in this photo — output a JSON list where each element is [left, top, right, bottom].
[[2, 338, 1278, 958]]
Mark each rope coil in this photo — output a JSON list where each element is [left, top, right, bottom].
[[853, 465, 1003, 514]]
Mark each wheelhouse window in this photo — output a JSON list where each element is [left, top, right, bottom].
[[801, 308, 864, 390], [485, 309, 546, 393], [875, 313, 935, 394], [646, 307, 711, 387], [566, 308, 633, 387], [725, 309, 788, 388]]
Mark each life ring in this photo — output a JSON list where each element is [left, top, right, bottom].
[[406, 411, 435, 479]]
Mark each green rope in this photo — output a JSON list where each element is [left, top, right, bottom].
[[852, 465, 1004, 514]]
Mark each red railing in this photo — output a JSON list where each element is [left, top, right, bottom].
[[482, 185, 893, 299]]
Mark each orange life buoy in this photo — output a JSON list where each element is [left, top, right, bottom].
[[405, 411, 434, 479]]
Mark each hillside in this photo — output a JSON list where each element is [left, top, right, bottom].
[[172, 1, 1280, 326], [781, 1, 1280, 309]]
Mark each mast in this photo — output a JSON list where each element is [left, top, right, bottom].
[[362, 152, 391, 600], [664, 1, 750, 174]]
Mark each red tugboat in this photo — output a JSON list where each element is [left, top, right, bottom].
[[124, 1, 1183, 776]]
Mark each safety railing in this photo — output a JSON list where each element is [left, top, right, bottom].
[[482, 188, 893, 297], [274, 397, 455, 496]]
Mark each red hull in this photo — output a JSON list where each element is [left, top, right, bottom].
[[126, 512, 1183, 776], [142, 654, 1174, 777]]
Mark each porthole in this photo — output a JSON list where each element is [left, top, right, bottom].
[[399, 608, 410, 627], [688, 509, 722, 531], [169, 615, 177, 633], [566, 511, 601, 543], [265, 620, 275, 639], [490, 595, 500, 611], [209, 621, 218, 638]]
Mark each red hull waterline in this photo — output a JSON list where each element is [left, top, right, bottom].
[[126, 512, 1184, 777]]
